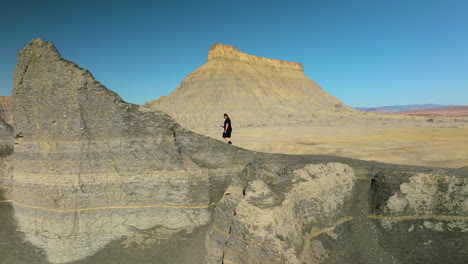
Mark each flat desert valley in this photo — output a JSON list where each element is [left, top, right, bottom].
[[144, 44, 468, 170], [196, 114, 468, 168]]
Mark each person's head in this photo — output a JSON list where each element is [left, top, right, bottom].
[[224, 113, 229, 119]]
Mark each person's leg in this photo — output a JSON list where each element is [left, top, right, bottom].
[[225, 130, 232, 143]]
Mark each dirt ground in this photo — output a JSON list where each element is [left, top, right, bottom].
[[196, 116, 468, 169]]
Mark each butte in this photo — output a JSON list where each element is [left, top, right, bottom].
[[145, 44, 353, 130]]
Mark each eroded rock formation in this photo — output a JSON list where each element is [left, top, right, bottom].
[[0, 96, 13, 124], [145, 44, 352, 130], [8, 38, 256, 263], [0, 117, 13, 156], [0, 39, 466, 264], [208, 158, 467, 264]]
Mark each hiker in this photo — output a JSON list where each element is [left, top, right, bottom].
[[222, 113, 232, 144]]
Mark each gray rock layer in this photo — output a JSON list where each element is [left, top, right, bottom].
[[0, 39, 466, 264], [9, 38, 255, 263], [208, 157, 467, 264]]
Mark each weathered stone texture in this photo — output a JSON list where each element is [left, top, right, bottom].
[[0, 117, 13, 196], [0, 96, 13, 124], [8, 38, 255, 263], [0, 117, 13, 157], [208, 157, 467, 264]]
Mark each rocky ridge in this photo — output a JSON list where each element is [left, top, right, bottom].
[[398, 106, 468, 117], [145, 43, 352, 130], [7, 38, 256, 263], [0, 39, 466, 264]]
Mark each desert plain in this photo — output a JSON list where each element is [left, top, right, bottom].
[[145, 43, 468, 170], [196, 113, 468, 169]]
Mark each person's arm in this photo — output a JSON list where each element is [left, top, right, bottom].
[[224, 121, 229, 131]]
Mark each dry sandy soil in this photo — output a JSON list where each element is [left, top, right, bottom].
[[196, 115, 468, 169]]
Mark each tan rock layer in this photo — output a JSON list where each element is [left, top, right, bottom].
[[146, 43, 351, 130], [208, 44, 303, 71]]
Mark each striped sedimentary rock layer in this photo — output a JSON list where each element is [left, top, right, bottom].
[[145, 43, 352, 130], [207, 158, 468, 264], [0, 39, 466, 264], [207, 43, 304, 71], [10, 38, 255, 263]]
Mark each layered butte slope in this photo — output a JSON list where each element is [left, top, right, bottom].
[[145, 44, 351, 130], [0, 39, 466, 264]]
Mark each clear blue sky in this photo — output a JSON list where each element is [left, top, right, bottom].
[[1, 0, 467, 107]]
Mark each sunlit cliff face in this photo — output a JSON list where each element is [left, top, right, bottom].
[[146, 43, 351, 130], [208, 43, 304, 71]]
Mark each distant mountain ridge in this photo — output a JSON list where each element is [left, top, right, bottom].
[[399, 105, 468, 117], [356, 104, 459, 113]]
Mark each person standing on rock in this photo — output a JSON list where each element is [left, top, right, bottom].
[[222, 113, 232, 144]]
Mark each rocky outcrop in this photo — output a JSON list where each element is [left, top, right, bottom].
[[145, 44, 352, 130], [0, 117, 13, 157], [0, 96, 13, 124], [8, 38, 256, 263], [0, 39, 466, 264], [208, 157, 467, 264], [0, 116, 13, 201], [0, 117, 13, 200]]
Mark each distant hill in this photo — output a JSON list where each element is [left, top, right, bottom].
[[398, 106, 468, 117], [355, 104, 458, 113], [145, 43, 352, 130]]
